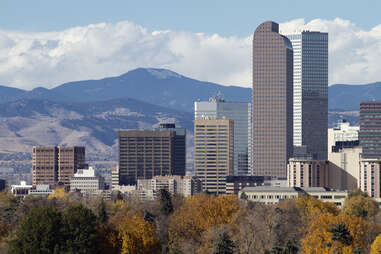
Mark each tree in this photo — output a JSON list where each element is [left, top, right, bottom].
[[159, 189, 173, 216], [327, 222, 353, 246], [61, 204, 99, 254], [371, 234, 381, 254], [240, 192, 248, 200], [118, 213, 161, 254], [343, 193, 379, 219], [8, 206, 64, 254], [96, 200, 108, 224], [212, 231, 235, 254]]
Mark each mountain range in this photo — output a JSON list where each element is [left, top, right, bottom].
[[0, 67, 378, 158]]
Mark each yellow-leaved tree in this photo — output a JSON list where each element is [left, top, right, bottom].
[[301, 213, 370, 254], [168, 194, 239, 250], [371, 234, 381, 254], [343, 191, 379, 218], [295, 195, 339, 224], [118, 213, 160, 254]]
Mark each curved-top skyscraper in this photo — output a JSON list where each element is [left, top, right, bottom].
[[252, 21, 293, 179]]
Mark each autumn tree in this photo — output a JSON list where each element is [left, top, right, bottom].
[[343, 191, 379, 219], [212, 231, 235, 254], [118, 213, 161, 254], [159, 189, 173, 216], [371, 234, 381, 254]]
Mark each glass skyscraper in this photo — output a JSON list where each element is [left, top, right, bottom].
[[194, 95, 252, 176], [287, 31, 328, 160]]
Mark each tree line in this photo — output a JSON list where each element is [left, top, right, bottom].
[[1, 188, 381, 253]]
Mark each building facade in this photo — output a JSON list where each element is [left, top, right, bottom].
[[118, 130, 175, 185], [195, 96, 251, 176], [194, 119, 234, 194], [328, 120, 359, 150], [359, 158, 381, 198], [70, 167, 105, 194], [360, 102, 381, 158], [32, 146, 86, 186], [154, 123, 186, 176], [252, 21, 294, 178], [287, 158, 329, 188], [287, 31, 328, 160], [225, 176, 268, 195]]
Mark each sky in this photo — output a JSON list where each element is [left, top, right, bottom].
[[1, 0, 381, 89]]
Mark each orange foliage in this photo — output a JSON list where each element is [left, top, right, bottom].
[[295, 195, 339, 223], [169, 194, 239, 245], [301, 213, 370, 254], [371, 234, 381, 254]]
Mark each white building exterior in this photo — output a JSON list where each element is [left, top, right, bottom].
[[328, 120, 360, 149], [11, 181, 33, 197], [70, 167, 105, 194], [137, 175, 202, 199], [28, 184, 54, 197], [194, 96, 252, 176], [239, 186, 348, 207], [287, 31, 328, 160]]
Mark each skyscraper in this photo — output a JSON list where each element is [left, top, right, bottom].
[[287, 31, 328, 160], [195, 95, 251, 176], [360, 101, 381, 158], [252, 21, 294, 179], [194, 119, 234, 194], [118, 130, 176, 185]]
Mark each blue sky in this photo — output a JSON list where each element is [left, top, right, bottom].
[[1, 0, 379, 36], [1, 1, 381, 89]]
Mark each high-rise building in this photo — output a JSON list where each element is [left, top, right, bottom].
[[252, 21, 294, 178], [195, 96, 251, 176], [359, 158, 381, 198], [118, 130, 176, 185], [287, 31, 328, 160], [194, 119, 234, 194], [360, 102, 381, 158], [32, 146, 86, 186], [328, 120, 359, 150], [154, 123, 186, 176]]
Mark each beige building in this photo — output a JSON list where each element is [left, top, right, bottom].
[[239, 186, 348, 207], [32, 146, 86, 186], [328, 120, 359, 149], [194, 119, 234, 194], [287, 158, 329, 188], [137, 175, 202, 198], [359, 158, 381, 198]]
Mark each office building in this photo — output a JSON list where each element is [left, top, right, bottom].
[[252, 21, 294, 178], [359, 158, 381, 198], [194, 119, 234, 194], [118, 130, 175, 185], [137, 175, 202, 198], [239, 186, 348, 207], [328, 120, 359, 150], [287, 31, 328, 160], [360, 102, 381, 158], [287, 158, 329, 188], [32, 146, 86, 186], [11, 181, 33, 197], [70, 167, 105, 194], [155, 123, 186, 176], [28, 184, 54, 197], [195, 96, 251, 176], [225, 176, 268, 195]]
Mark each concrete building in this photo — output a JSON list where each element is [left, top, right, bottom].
[[137, 175, 202, 198], [194, 119, 234, 194], [359, 158, 381, 198], [252, 21, 294, 178], [32, 146, 86, 186], [195, 96, 251, 176], [28, 184, 54, 197], [287, 158, 329, 188], [226, 176, 268, 195], [287, 31, 328, 160], [70, 167, 105, 194], [11, 181, 33, 197], [118, 130, 176, 185], [328, 120, 359, 149], [360, 102, 381, 159], [239, 186, 348, 207]]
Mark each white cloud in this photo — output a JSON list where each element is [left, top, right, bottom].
[[0, 18, 381, 89]]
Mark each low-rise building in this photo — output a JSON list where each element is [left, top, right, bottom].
[[70, 167, 105, 195], [239, 186, 348, 207], [11, 181, 33, 197], [28, 184, 54, 197]]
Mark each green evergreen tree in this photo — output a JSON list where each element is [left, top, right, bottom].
[[61, 204, 99, 254], [327, 222, 353, 246], [159, 189, 173, 216], [8, 206, 64, 254], [212, 231, 235, 254]]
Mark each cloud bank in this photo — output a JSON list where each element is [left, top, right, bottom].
[[0, 18, 381, 89]]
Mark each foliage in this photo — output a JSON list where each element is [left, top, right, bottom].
[[295, 195, 339, 224], [371, 234, 381, 254], [343, 193, 379, 218], [48, 187, 72, 202], [118, 213, 161, 254], [8, 206, 64, 254], [169, 194, 239, 246], [212, 231, 235, 254], [240, 192, 248, 200], [327, 222, 353, 246]]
